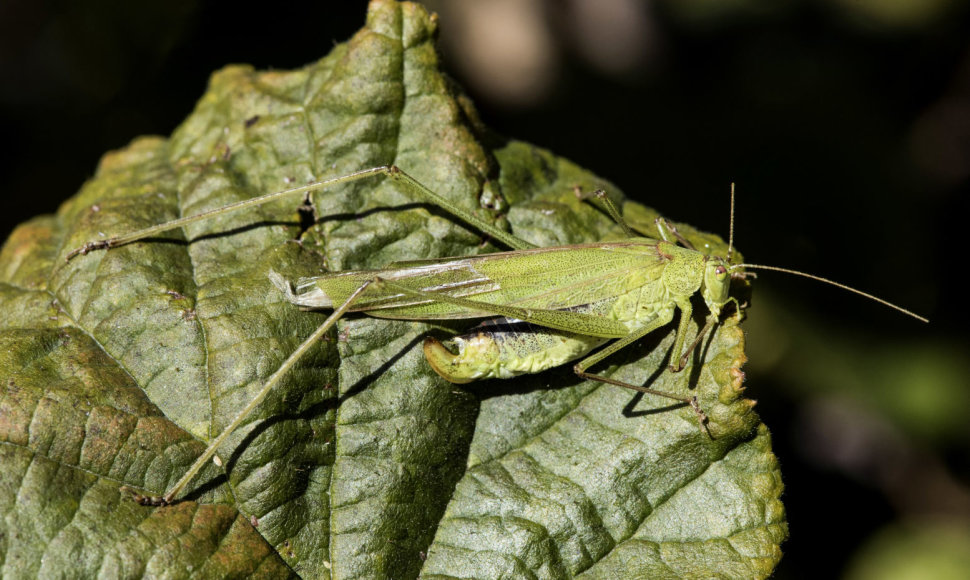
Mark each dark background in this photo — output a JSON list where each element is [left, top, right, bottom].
[[2, 0, 968, 577]]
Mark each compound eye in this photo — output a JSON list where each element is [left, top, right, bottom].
[[715, 265, 728, 278]]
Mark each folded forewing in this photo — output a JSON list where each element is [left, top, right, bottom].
[[304, 239, 667, 320]]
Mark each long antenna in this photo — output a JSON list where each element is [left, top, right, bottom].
[[726, 183, 736, 263], [734, 263, 929, 323]]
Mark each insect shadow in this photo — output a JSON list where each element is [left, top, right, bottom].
[[112, 219, 298, 250], [622, 302, 716, 419], [181, 332, 428, 502]]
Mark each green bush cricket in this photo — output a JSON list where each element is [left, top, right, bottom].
[[67, 165, 928, 506]]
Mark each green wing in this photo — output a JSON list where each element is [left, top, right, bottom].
[[289, 239, 668, 320]]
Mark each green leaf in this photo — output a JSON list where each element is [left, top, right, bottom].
[[0, 1, 786, 578]]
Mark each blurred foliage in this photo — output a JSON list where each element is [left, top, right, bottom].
[[746, 294, 970, 445], [845, 520, 970, 580], [660, 0, 957, 29]]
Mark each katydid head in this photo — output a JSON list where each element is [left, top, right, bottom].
[[701, 259, 733, 317]]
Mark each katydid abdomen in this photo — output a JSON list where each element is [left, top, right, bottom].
[[423, 316, 610, 383], [422, 287, 676, 382]]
